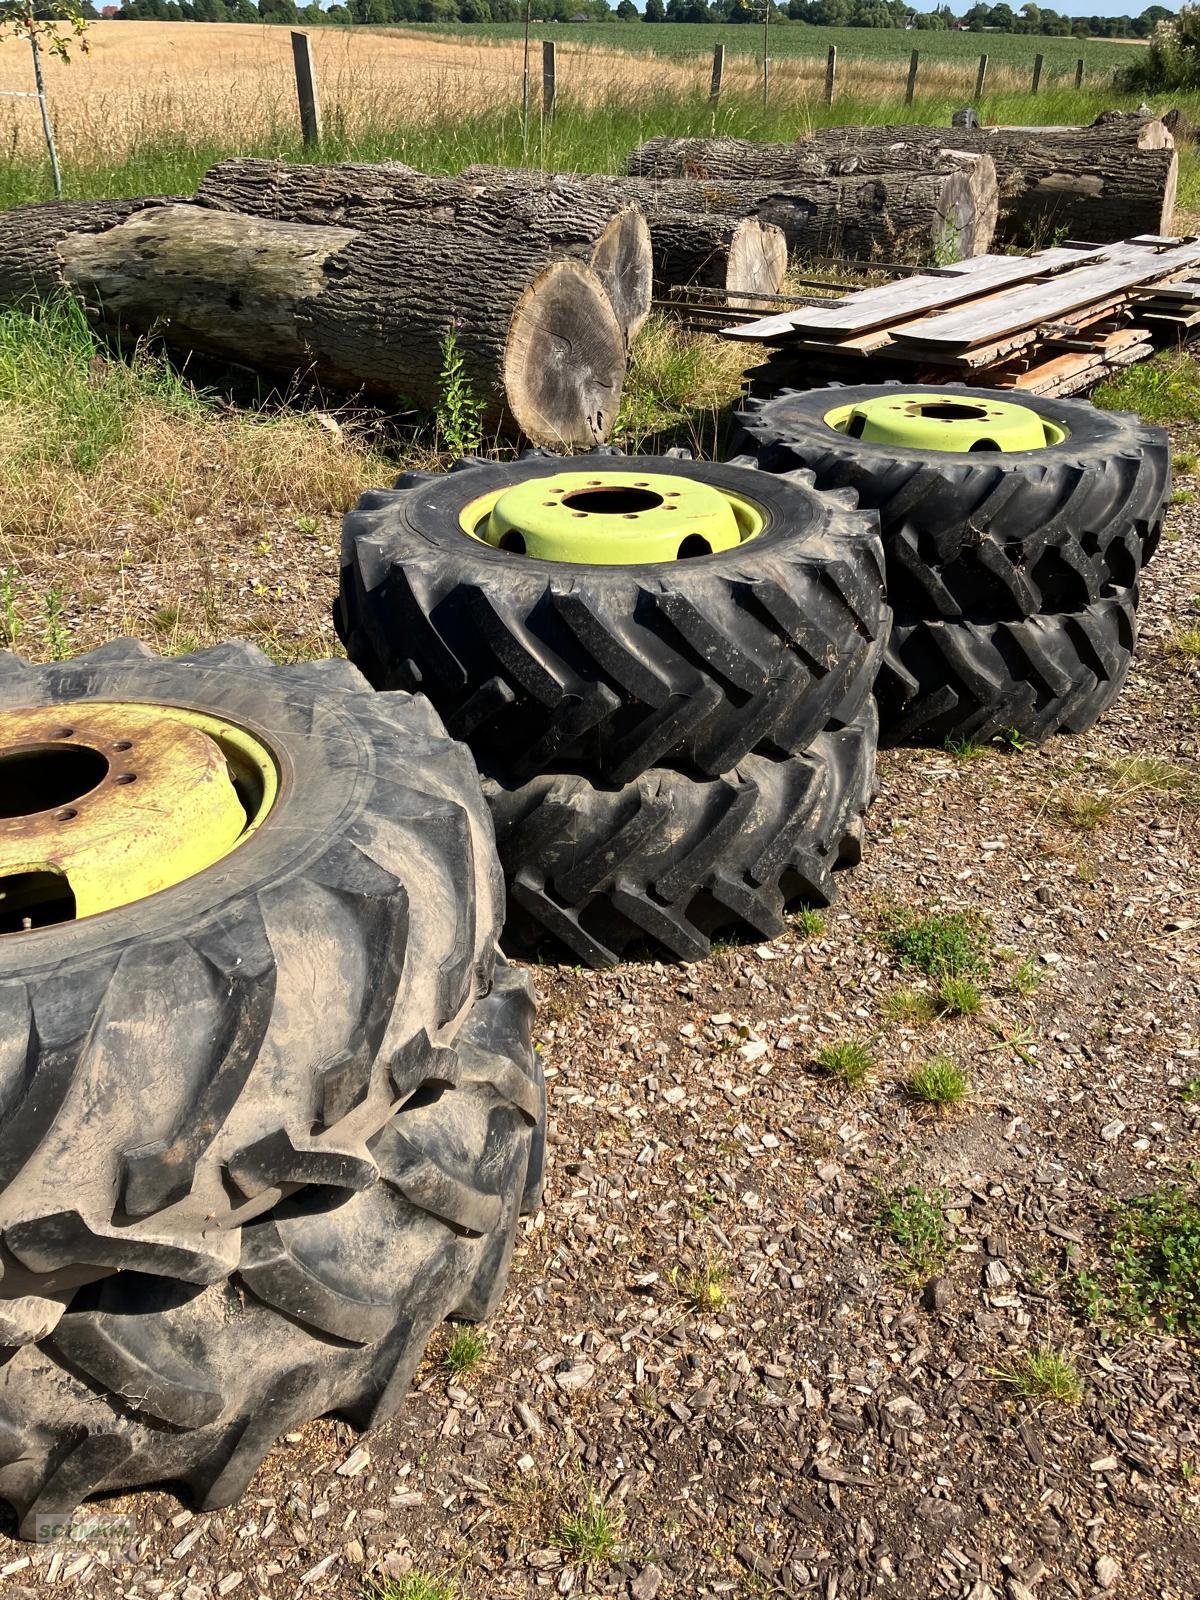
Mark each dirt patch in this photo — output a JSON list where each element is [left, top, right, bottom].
[[0, 433, 1197, 1600]]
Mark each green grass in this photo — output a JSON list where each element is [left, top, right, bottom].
[[366, 1577, 457, 1600], [877, 1183, 949, 1283], [1095, 351, 1200, 426], [943, 736, 992, 762], [906, 1055, 969, 1108], [882, 987, 938, 1025], [674, 1254, 727, 1311], [1171, 628, 1200, 660], [791, 908, 826, 939], [1011, 958, 1042, 997], [814, 1038, 873, 1088], [1103, 1188, 1200, 1338], [937, 976, 983, 1017], [994, 1347, 1084, 1406], [884, 909, 989, 983], [551, 1489, 623, 1567], [442, 1327, 488, 1376], [1182, 1079, 1200, 1105]]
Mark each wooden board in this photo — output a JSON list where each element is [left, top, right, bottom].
[[891, 236, 1200, 352]]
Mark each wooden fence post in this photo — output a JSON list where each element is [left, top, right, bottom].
[[974, 52, 988, 100], [542, 39, 556, 121], [709, 42, 725, 104], [905, 48, 919, 106], [290, 31, 322, 148], [825, 45, 837, 108], [1031, 52, 1044, 93], [1075, 57, 1085, 88]]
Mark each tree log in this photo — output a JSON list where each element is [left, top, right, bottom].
[[625, 137, 998, 257], [0, 200, 626, 447], [196, 158, 652, 348], [463, 164, 984, 266], [649, 212, 787, 308], [806, 121, 1178, 244]]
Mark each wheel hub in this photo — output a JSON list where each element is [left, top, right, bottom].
[[0, 702, 277, 933], [460, 470, 763, 564], [823, 394, 1066, 453]]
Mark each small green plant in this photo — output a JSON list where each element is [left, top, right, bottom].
[[1175, 452, 1197, 475], [442, 1326, 487, 1376], [884, 909, 988, 983], [943, 736, 990, 761], [0, 567, 21, 648], [551, 1488, 623, 1567], [43, 585, 69, 661], [436, 328, 484, 459], [1106, 1188, 1200, 1338], [1171, 488, 1196, 508], [294, 512, 319, 535], [937, 976, 982, 1017], [1181, 1078, 1200, 1105], [791, 908, 825, 938], [1171, 628, 1200, 660], [998, 728, 1029, 752], [994, 1347, 1083, 1406], [877, 1184, 949, 1283], [882, 987, 937, 1024], [814, 1038, 873, 1088], [1053, 790, 1115, 832], [365, 1576, 458, 1600], [906, 1054, 969, 1108], [674, 1254, 727, 1311], [1011, 958, 1042, 998]]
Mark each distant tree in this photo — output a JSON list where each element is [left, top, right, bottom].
[[1121, 2, 1200, 85], [616, 0, 638, 14], [644, 0, 665, 17], [326, 1, 350, 15], [258, 0, 297, 18], [417, 0, 456, 17]]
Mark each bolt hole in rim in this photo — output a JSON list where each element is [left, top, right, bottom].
[[460, 470, 764, 566], [0, 703, 278, 934], [825, 394, 1067, 453]]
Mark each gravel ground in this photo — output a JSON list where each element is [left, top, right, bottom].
[[0, 436, 1197, 1600]]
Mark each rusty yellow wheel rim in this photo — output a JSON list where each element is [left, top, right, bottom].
[[0, 702, 277, 933]]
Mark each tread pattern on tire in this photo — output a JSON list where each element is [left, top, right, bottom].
[[877, 587, 1138, 745], [336, 449, 889, 784], [486, 701, 879, 967], [0, 959, 543, 1537], [736, 384, 1170, 622]]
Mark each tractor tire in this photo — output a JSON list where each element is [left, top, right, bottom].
[[485, 701, 879, 968], [735, 384, 1170, 621], [877, 586, 1138, 746], [336, 449, 888, 785], [0, 641, 544, 1533]]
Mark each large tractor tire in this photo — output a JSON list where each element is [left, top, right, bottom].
[[736, 385, 1170, 621], [877, 586, 1138, 746], [486, 701, 879, 968], [336, 449, 888, 785], [0, 641, 544, 1534]]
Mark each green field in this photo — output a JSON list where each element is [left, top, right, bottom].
[[414, 19, 1145, 76]]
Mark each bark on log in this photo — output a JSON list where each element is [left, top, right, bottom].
[[0, 200, 626, 448], [806, 122, 1178, 244], [624, 137, 999, 257], [196, 158, 652, 348], [462, 164, 985, 266], [649, 212, 787, 308]]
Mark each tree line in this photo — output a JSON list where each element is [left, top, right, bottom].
[[105, 0, 1176, 40]]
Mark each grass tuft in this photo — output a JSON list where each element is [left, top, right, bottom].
[[442, 1327, 488, 1376], [551, 1489, 623, 1567], [943, 736, 991, 761], [877, 1184, 949, 1283], [937, 976, 983, 1017], [365, 1576, 457, 1600], [1011, 958, 1043, 998], [884, 909, 989, 983], [674, 1254, 727, 1311], [814, 1038, 873, 1088], [1171, 628, 1200, 660], [1095, 351, 1200, 425], [791, 908, 826, 939], [906, 1055, 969, 1108], [882, 987, 938, 1025], [994, 1347, 1083, 1407]]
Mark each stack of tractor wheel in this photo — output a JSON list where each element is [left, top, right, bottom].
[[336, 449, 892, 969], [0, 644, 544, 1533], [736, 385, 1172, 746]]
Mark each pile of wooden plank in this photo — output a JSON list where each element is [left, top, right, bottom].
[[723, 235, 1200, 398]]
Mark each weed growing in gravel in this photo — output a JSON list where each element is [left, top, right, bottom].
[[366, 1576, 457, 1600], [937, 976, 983, 1017], [815, 1039, 873, 1088], [1011, 958, 1043, 997], [791, 909, 826, 938], [1176, 452, 1197, 475], [43, 588, 69, 663], [0, 568, 21, 648], [551, 1489, 623, 1567], [884, 910, 988, 983], [994, 1347, 1083, 1406], [1171, 628, 1200, 659], [882, 987, 937, 1024], [1103, 1188, 1200, 1338], [1182, 1079, 1200, 1104], [877, 1184, 949, 1283], [998, 728, 1030, 751], [436, 329, 485, 459], [907, 1055, 969, 1108], [1053, 790, 1115, 832], [674, 1255, 727, 1311], [442, 1327, 488, 1376], [1171, 489, 1196, 508], [944, 736, 991, 761]]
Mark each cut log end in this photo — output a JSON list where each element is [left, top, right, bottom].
[[727, 218, 788, 310], [590, 206, 653, 350], [503, 259, 626, 450]]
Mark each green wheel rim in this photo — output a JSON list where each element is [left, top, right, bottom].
[[459, 470, 765, 565], [823, 393, 1067, 453]]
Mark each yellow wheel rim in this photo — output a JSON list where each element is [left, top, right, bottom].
[[824, 394, 1067, 453]]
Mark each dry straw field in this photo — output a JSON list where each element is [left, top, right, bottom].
[[0, 21, 1073, 166]]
